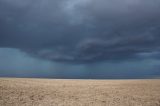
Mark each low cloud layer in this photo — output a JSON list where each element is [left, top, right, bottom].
[[0, 48, 160, 78], [0, 0, 160, 63]]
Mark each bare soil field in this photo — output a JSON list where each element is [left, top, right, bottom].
[[0, 78, 160, 106]]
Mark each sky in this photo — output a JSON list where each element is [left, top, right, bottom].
[[0, 0, 160, 79]]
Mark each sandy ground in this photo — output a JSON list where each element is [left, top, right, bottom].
[[0, 78, 160, 106]]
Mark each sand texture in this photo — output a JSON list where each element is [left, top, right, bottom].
[[0, 78, 160, 106]]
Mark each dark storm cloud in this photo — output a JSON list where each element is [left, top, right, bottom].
[[0, 0, 160, 63]]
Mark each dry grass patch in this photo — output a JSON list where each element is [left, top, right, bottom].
[[0, 78, 160, 106]]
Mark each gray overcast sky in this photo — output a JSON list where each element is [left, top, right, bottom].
[[0, 0, 160, 78]]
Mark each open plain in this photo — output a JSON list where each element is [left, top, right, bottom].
[[0, 78, 160, 106]]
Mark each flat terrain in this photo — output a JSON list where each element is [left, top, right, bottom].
[[0, 78, 160, 106]]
